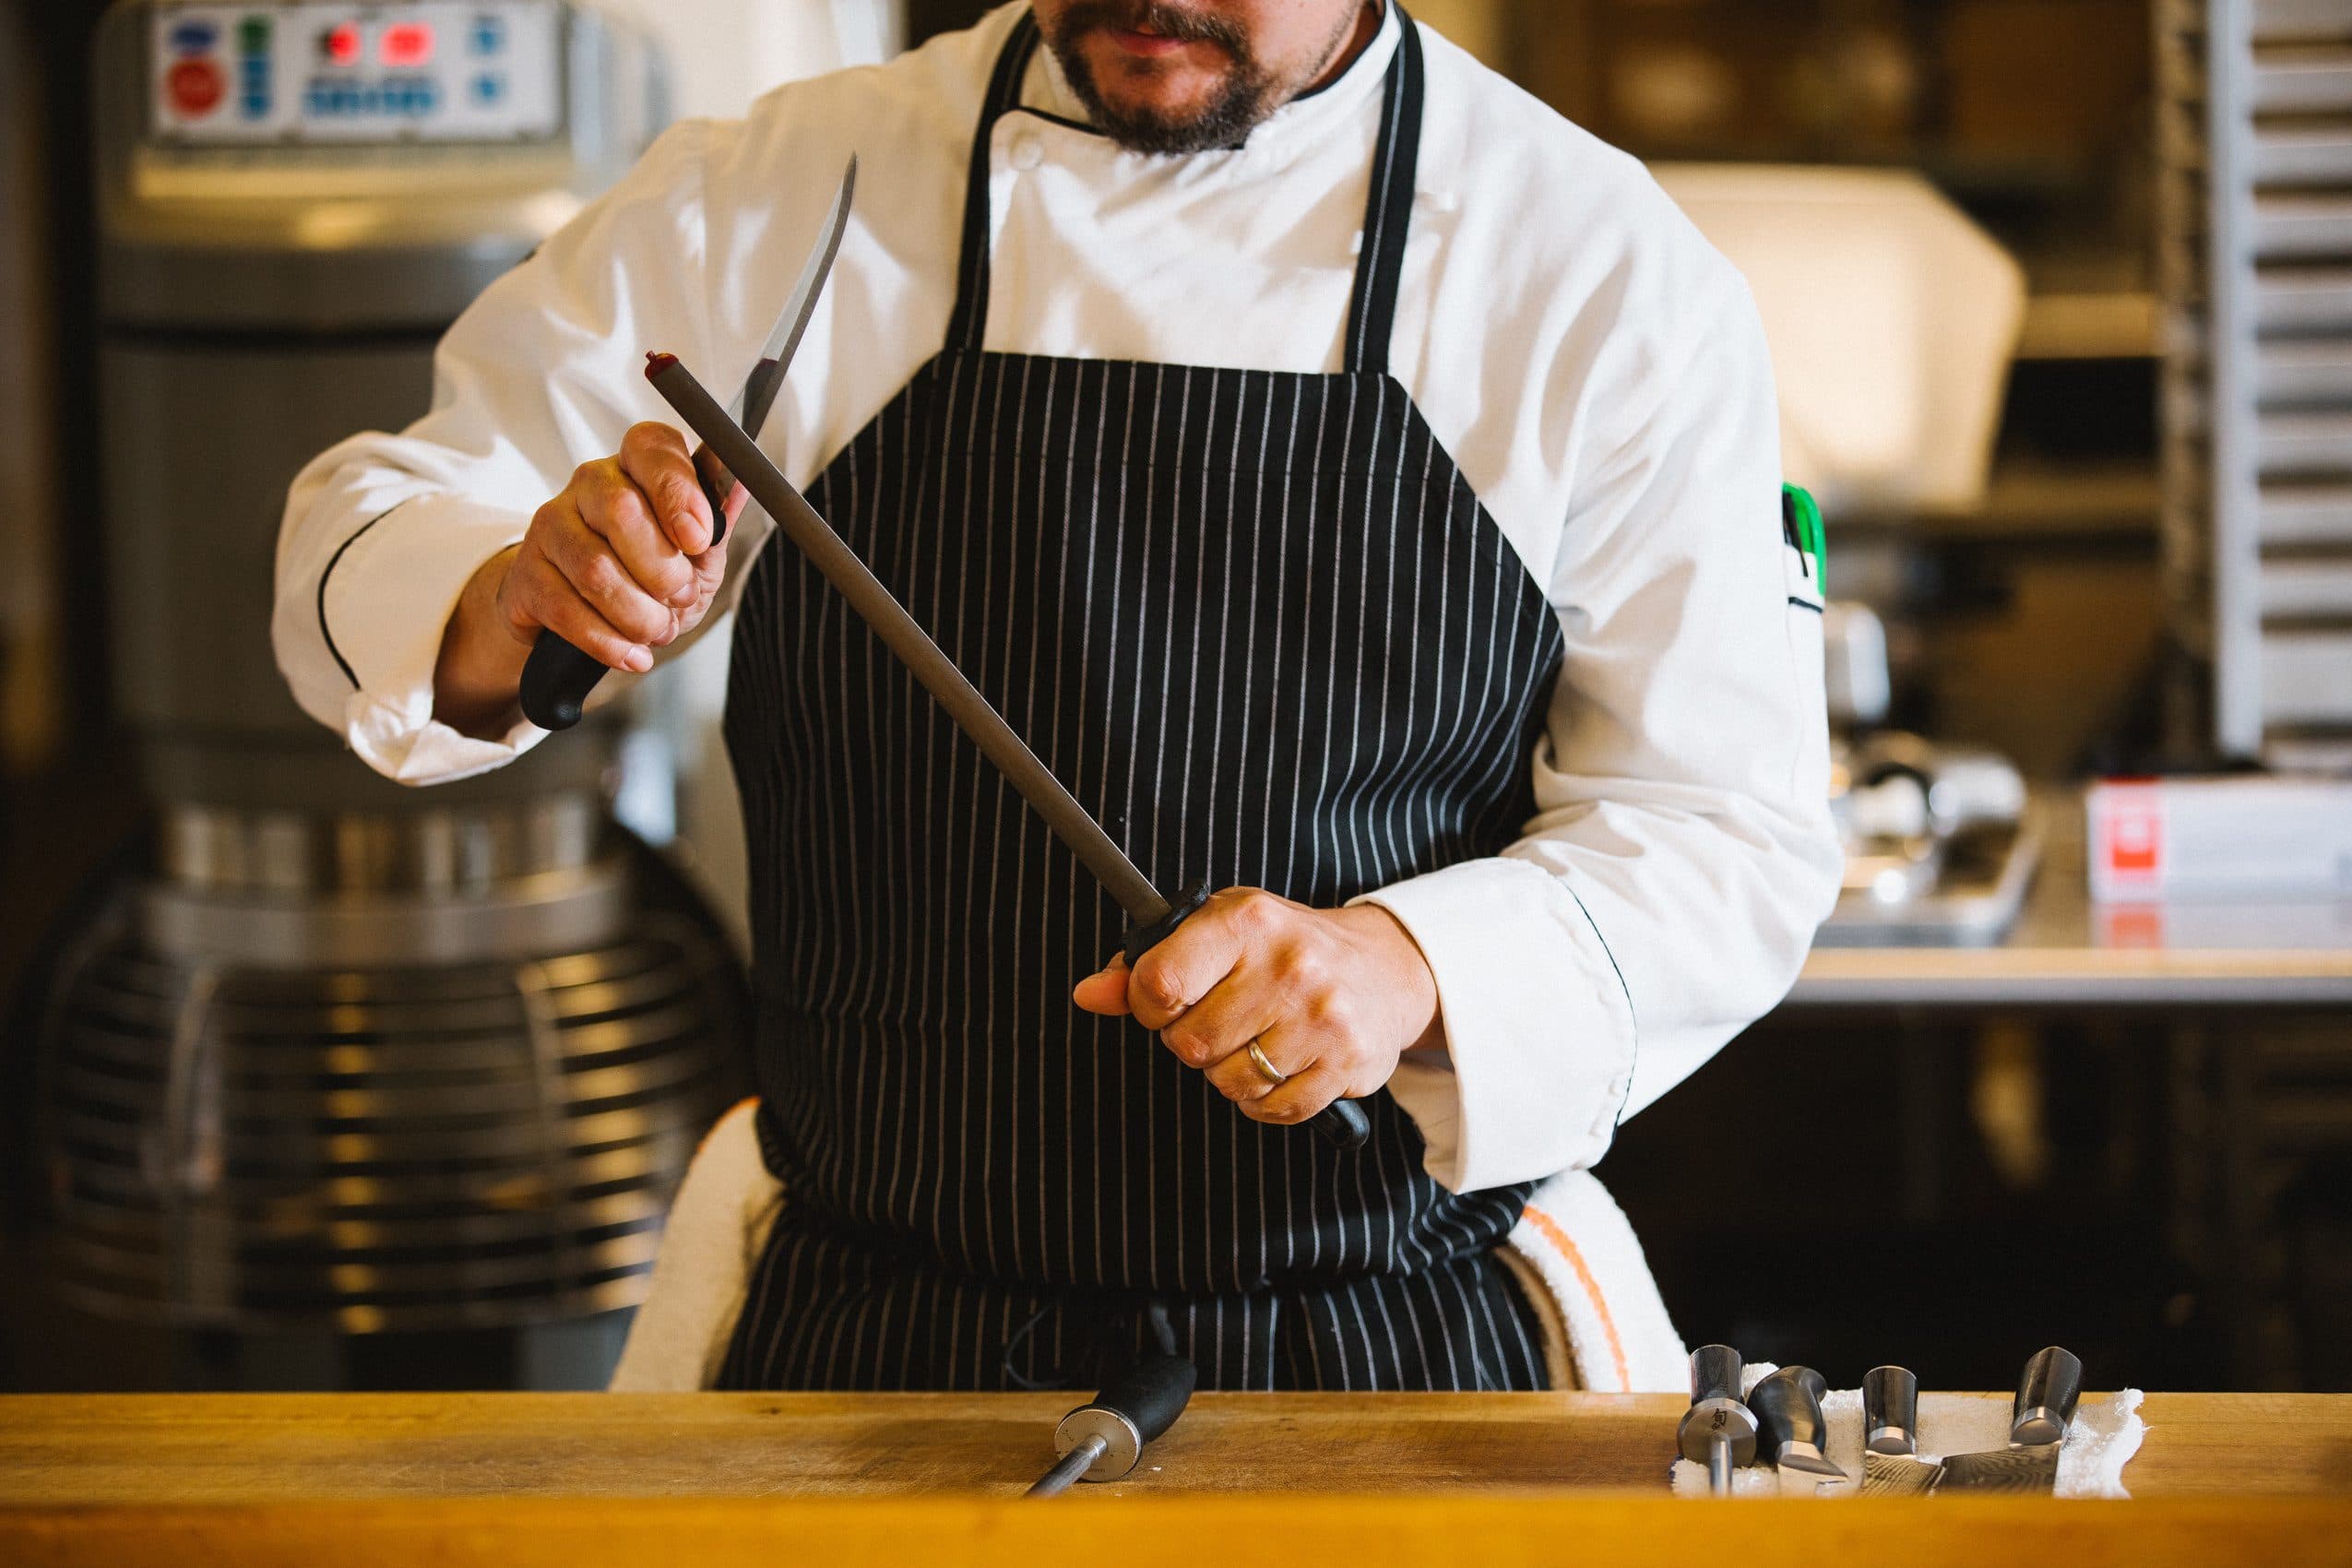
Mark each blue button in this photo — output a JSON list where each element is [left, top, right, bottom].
[[471, 16, 505, 53], [241, 91, 269, 118], [169, 20, 220, 53], [413, 77, 439, 113], [471, 71, 503, 103], [305, 80, 331, 113]]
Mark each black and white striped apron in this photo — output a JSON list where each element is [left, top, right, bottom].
[[716, 9, 1569, 1393]]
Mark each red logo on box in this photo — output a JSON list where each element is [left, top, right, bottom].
[[166, 57, 225, 117], [2091, 785, 2166, 901], [2108, 808, 2159, 873]]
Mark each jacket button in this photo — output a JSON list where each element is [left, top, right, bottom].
[[1009, 134, 1044, 171]]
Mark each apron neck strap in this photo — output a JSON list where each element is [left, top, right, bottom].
[[943, 5, 1424, 375], [944, 10, 1044, 356], [1345, 6, 1420, 378]]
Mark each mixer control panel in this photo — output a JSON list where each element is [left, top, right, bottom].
[[148, 0, 563, 144]]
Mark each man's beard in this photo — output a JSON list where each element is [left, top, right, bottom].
[[1040, 2, 1286, 154]]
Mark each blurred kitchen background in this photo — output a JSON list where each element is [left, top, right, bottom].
[[3, 0, 2347, 1396]]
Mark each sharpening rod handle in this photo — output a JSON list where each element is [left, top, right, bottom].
[[1123, 884, 1372, 1152], [1092, 1351, 1197, 1448]]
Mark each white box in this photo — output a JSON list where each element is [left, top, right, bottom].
[[2087, 777, 2352, 903]]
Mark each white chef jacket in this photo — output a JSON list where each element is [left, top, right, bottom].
[[274, 2, 1841, 1198]]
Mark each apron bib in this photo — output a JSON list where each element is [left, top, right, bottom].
[[717, 9, 1569, 1392]]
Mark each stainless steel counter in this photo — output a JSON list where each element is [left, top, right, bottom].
[[1788, 792, 2352, 1009]]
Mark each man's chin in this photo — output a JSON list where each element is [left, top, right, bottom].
[[1092, 80, 1229, 131], [1052, 22, 1272, 153]]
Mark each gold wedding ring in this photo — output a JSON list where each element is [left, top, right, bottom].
[[1245, 1040, 1287, 1087]]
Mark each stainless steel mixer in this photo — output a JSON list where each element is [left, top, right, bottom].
[[23, 0, 746, 1384]]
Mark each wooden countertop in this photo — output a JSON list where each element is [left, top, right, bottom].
[[5, 1392, 2351, 1566]]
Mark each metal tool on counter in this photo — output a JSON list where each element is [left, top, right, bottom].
[[641, 348, 1374, 1149], [520, 157, 858, 731], [1678, 1345, 1759, 1496], [1027, 1348, 1198, 1497], [1751, 1366, 1851, 1494], [1936, 1346, 2083, 1494], [1859, 1366, 1942, 1496]]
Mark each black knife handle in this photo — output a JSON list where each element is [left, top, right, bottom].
[[1689, 1344, 1744, 1408], [1752, 1366, 1831, 1459], [1121, 882, 1372, 1152], [2012, 1346, 2084, 1445], [518, 631, 608, 731], [1863, 1365, 1918, 1455], [1091, 1350, 1198, 1445], [517, 463, 735, 732], [1679, 1345, 1757, 1471]]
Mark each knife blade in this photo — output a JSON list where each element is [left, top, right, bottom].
[[521, 156, 859, 731], [642, 348, 1375, 1151], [1936, 1346, 2083, 1494], [1751, 1366, 1852, 1494], [1859, 1365, 1942, 1496]]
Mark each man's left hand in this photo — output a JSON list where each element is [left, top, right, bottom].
[[1071, 889, 1443, 1125]]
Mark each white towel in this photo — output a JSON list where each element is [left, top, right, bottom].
[[1667, 1362, 2148, 1498], [1503, 1169, 1691, 1393], [608, 1098, 783, 1393], [612, 1102, 1688, 1396]]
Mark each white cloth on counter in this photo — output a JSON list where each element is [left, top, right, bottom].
[[1668, 1363, 2148, 1499], [271, 1, 1841, 1199], [1502, 1168, 1689, 1393], [609, 1099, 780, 1393], [611, 1101, 1681, 1394]]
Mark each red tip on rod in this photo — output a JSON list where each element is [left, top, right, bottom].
[[644, 350, 679, 379]]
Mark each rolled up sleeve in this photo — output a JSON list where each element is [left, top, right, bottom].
[[306, 493, 536, 784], [272, 118, 719, 786], [1358, 856, 1637, 1194]]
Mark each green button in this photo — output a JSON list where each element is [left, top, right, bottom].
[[240, 14, 272, 53]]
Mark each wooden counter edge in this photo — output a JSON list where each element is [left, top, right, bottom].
[[6, 1492, 2351, 1568]]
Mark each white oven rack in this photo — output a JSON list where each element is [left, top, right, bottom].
[[2160, 0, 2352, 763]]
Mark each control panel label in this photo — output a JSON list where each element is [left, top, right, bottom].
[[148, 0, 564, 145]]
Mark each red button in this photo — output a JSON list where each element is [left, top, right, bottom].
[[166, 56, 226, 118], [379, 21, 434, 66]]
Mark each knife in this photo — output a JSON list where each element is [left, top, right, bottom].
[[1859, 1365, 1942, 1496], [1751, 1366, 1851, 1494], [519, 156, 859, 731], [1935, 1346, 2084, 1494], [641, 349, 1375, 1151], [1676, 1344, 1758, 1496]]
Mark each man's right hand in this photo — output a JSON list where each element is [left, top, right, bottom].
[[434, 421, 740, 736]]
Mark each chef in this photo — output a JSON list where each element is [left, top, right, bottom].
[[275, 0, 1840, 1393]]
